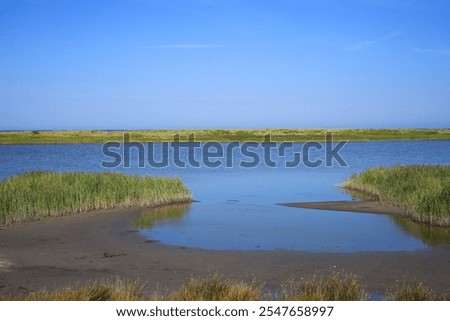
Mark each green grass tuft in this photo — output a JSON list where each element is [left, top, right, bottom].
[[341, 165, 450, 226], [0, 171, 191, 225]]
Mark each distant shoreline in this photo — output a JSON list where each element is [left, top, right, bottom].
[[1, 128, 449, 144]]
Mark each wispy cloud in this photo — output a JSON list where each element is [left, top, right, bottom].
[[345, 30, 402, 51], [362, 0, 403, 8], [148, 44, 226, 49], [414, 48, 450, 56], [346, 40, 376, 51]]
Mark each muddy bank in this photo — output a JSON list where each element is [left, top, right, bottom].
[[0, 207, 449, 298], [280, 200, 406, 215]]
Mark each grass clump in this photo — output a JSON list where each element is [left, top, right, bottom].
[[385, 280, 449, 301], [2, 274, 448, 301], [11, 278, 145, 301], [0, 171, 191, 224], [341, 165, 450, 226], [280, 272, 367, 301], [166, 274, 261, 301]]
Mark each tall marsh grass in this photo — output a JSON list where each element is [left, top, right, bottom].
[[341, 165, 450, 226], [0, 171, 192, 224]]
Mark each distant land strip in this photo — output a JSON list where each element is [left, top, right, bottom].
[[0, 128, 449, 144]]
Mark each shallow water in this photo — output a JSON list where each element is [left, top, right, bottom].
[[0, 140, 449, 252], [135, 203, 426, 252]]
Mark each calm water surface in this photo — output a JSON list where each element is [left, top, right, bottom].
[[0, 140, 449, 252]]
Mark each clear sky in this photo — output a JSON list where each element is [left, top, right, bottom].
[[1, 0, 449, 130]]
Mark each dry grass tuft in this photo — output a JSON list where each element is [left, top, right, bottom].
[[8, 278, 145, 301], [166, 274, 261, 301], [2, 274, 448, 301], [386, 281, 435, 301], [280, 272, 368, 301]]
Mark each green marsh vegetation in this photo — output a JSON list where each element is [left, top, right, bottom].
[[2, 273, 447, 301], [1, 128, 449, 144], [341, 165, 450, 226], [0, 171, 191, 225]]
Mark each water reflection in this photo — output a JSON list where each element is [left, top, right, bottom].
[[136, 201, 450, 251], [137, 202, 427, 252], [133, 204, 191, 229], [392, 216, 450, 245], [342, 188, 450, 246]]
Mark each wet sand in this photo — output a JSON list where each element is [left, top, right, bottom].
[[1, 207, 449, 298], [280, 200, 406, 215]]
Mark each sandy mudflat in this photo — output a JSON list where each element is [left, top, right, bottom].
[[0, 207, 449, 298], [280, 200, 407, 215]]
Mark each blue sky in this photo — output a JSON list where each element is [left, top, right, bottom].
[[1, 0, 449, 130]]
